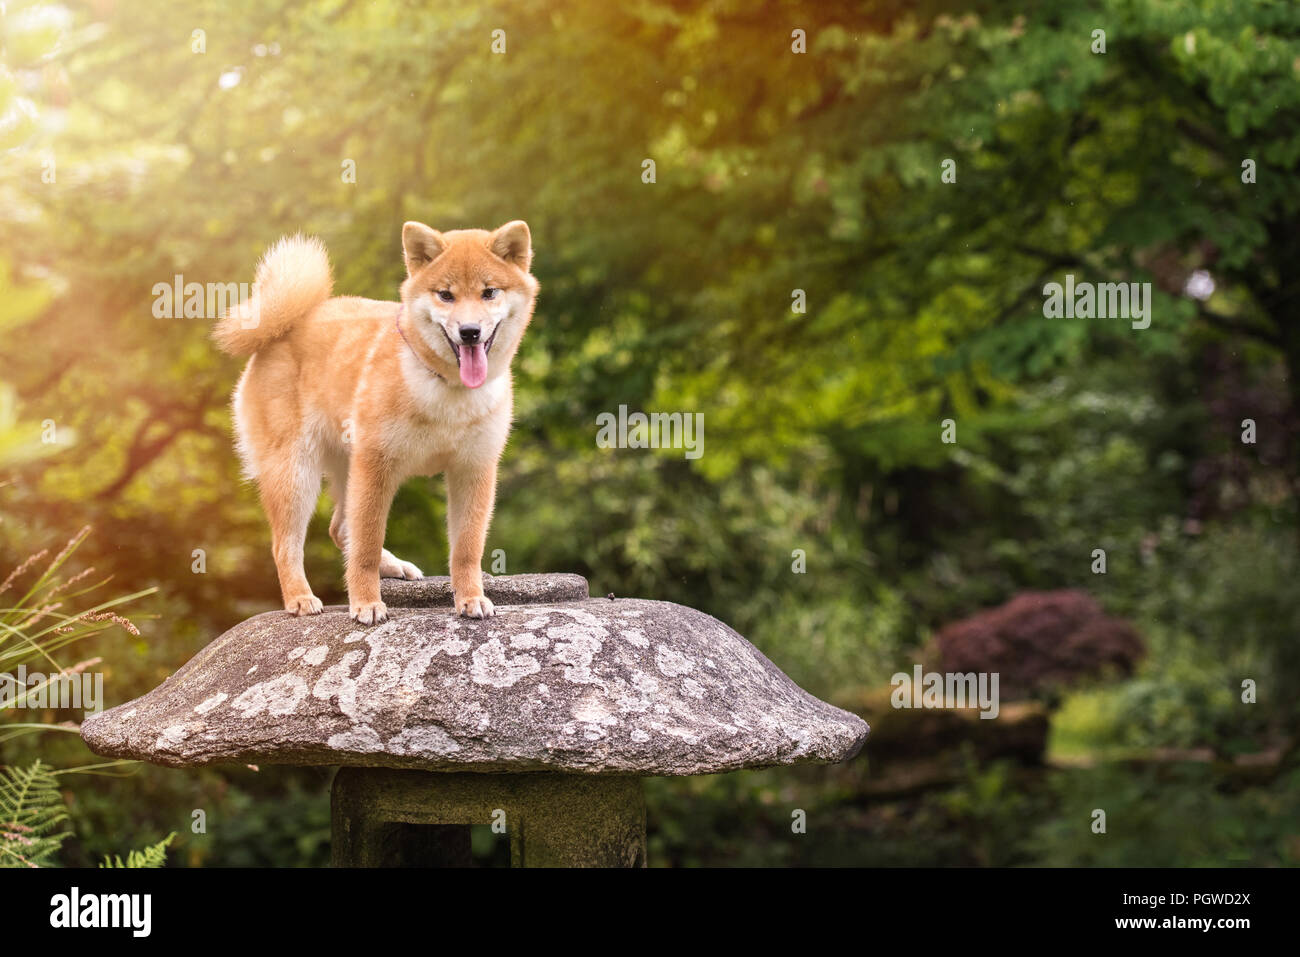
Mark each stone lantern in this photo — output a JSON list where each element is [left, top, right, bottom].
[[81, 574, 868, 866]]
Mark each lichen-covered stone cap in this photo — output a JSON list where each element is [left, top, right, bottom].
[[81, 575, 868, 775]]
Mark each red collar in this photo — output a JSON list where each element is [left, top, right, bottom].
[[394, 304, 444, 380]]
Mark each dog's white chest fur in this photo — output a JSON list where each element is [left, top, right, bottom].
[[381, 348, 511, 472]]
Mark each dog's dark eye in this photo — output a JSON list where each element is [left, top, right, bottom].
[[436, 289, 455, 303], [481, 287, 500, 301]]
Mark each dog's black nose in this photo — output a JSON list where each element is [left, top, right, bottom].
[[459, 324, 481, 345]]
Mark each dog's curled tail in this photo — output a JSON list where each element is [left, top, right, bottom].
[[212, 234, 333, 356]]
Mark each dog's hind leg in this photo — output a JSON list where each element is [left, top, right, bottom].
[[378, 547, 423, 581], [326, 462, 421, 581], [326, 462, 349, 553], [260, 451, 324, 615]]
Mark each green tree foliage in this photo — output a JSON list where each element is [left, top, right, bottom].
[[2, 0, 1298, 865]]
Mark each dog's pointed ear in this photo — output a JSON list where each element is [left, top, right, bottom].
[[402, 221, 446, 275], [489, 220, 532, 272]]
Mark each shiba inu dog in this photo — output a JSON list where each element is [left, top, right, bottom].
[[213, 221, 538, 624]]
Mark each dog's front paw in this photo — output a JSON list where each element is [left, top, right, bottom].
[[456, 594, 495, 619], [350, 600, 388, 625], [286, 594, 323, 616]]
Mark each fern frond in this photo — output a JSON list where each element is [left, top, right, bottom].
[[100, 832, 175, 868], [0, 760, 70, 868]]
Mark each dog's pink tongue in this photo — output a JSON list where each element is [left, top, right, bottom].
[[459, 343, 488, 388]]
